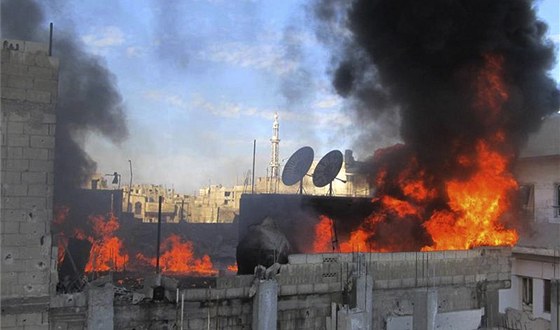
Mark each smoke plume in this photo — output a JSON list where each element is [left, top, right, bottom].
[[316, 0, 559, 161], [313, 0, 560, 250], [1, 0, 128, 201]]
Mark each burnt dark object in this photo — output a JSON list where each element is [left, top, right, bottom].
[[236, 217, 290, 275], [153, 286, 165, 301]]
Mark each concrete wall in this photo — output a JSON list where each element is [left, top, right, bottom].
[[1, 39, 59, 329], [515, 156, 560, 223], [48, 248, 512, 329]]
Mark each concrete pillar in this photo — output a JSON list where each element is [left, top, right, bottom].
[[355, 274, 373, 330], [87, 282, 114, 330], [252, 280, 277, 330], [413, 289, 438, 330], [484, 289, 500, 327], [552, 279, 559, 330]]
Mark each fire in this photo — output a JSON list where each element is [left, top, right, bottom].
[[227, 263, 238, 273], [84, 214, 129, 272], [138, 234, 217, 276], [56, 207, 218, 277], [313, 215, 335, 252], [311, 53, 520, 253], [423, 139, 518, 250]]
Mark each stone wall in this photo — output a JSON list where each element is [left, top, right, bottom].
[[1, 39, 59, 329]]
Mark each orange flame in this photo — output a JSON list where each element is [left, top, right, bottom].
[[138, 234, 217, 276], [311, 53, 519, 253], [84, 214, 129, 272], [423, 139, 518, 250], [312, 215, 335, 252], [227, 263, 238, 273]]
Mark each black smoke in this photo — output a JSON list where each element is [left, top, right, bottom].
[[1, 0, 128, 201], [312, 0, 559, 249], [315, 0, 559, 166]]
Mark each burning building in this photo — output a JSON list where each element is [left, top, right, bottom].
[[2, 0, 560, 329]]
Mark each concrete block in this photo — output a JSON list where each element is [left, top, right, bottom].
[[16, 312, 46, 326], [452, 275, 465, 285], [297, 284, 313, 294], [2, 87, 26, 100], [20, 196, 46, 209], [378, 253, 391, 261], [280, 285, 297, 296], [17, 270, 49, 285], [3, 220, 20, 233], [1, 197, 21, 209], [30, 136, 55, 148], [388, 279, 402, 288], [22, 172, 47, 184], [306, 254, 322, 264], [374, 280, 389, 289], [19, 246, 47, 260], [4, 184, 28, 196], [7, 122, 24, 134], [22, 147, 48, 160], [4, 159, 29, 170], [27, 66, 54, 79], [25, 90, 51, 103], [2, 171, 22, 184], [7, 134, 29, 147], [19, 222, 46, 235], [487, 273, 498, 281], [498, 272, 510, 281], [24, 123, 49, 135], [225, 287, 244, 299], [20, 325, 49, 330], [7, 147, 23, 159], [23, 41, 48, 53], [2, 63, 28, 75], [33, 78, 58, 93], [314, 283, 329, 293], [28, 184, 52, 197], [476, 274, 487, 282], [7, 75, 34, 89], [402, 278, 416, 288], [36, 113, 55, 124], [0, 313, 17, 327], [2, 233, 28, 246]]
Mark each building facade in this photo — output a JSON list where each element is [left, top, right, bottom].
[[1, 39, 59, 329], [499, 114, 560, 329]]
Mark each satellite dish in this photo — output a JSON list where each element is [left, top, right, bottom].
[[313, 150, 344, 188], [281, 146, 314, 186]]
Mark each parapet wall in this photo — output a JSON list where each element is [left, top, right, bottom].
[[49, 247, 512, 329]]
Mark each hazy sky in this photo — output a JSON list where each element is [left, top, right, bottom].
[[39, 0, 559, 193]]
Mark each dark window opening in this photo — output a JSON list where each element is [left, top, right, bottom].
[[134, 202, 142, 215], [544, 279, 551, 313], [522, 277, 533, 308]]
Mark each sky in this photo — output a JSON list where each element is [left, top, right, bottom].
[[33, 0, 560, 194]]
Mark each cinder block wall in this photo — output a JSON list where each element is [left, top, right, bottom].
[[1, 39, 59, 329]]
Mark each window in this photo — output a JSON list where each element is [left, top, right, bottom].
[[518, 184, 535, 219], [225, 191, 231, 197], [544, 279, 551, 313], [522, 277, 533, 308], [134, 202, 142, 215]]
